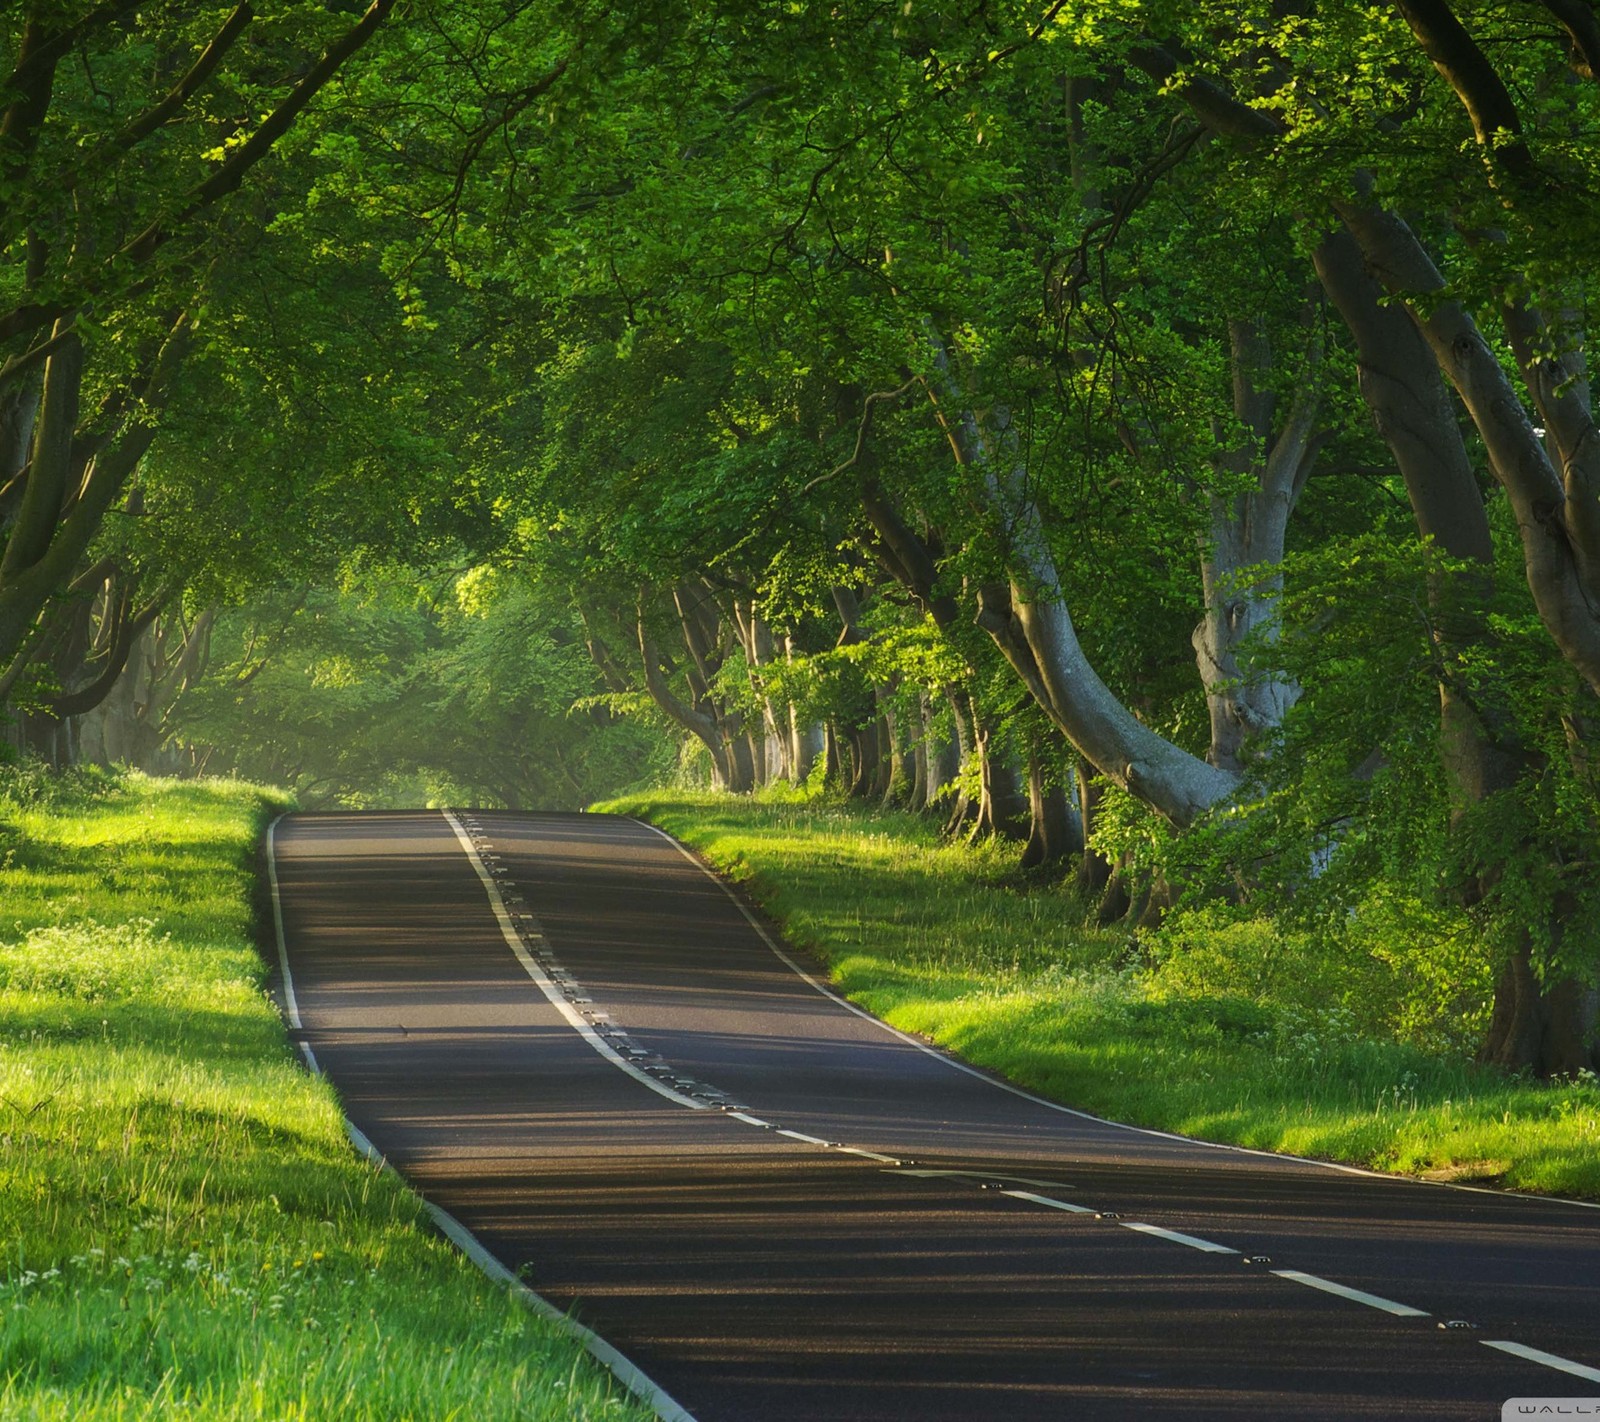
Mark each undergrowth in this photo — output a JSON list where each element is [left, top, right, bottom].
[[0, 767, 649, 1420], [597, 789, 1600, 1200]]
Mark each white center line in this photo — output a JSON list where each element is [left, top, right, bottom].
[[1271, 1269, 1429, 1317], [1482, 1339, 1600, 1383], [1002, 1189, 1097, 1215], [443, 811, 713, 1114], [266, 817, 698, 1422], [773, 1127, 832, 1146], [1122, 1222, 1239, 1254], [891, 1168, 1079, 1190]]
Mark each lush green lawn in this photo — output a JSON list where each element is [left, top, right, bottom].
[[0, 769, 651, 1420], [598, 790, 1600, 1201]]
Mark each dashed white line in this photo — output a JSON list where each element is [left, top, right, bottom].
[[1271, 1269, 1429, 1318], [456, 814, 1600, 1386], [836, 1146, 903, 1163], [1001, 1189, 1096, 1215], [892, 1168, 1079, 1191], [1122, 1222, 1239, 1254], [1482, 1339, 1600, 1383], [626, 817, 1600, 1214]]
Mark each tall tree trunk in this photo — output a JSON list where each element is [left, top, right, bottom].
[[0, 365, 42, 525], [1482, 925, 1600, 1077], [727, 733, 757, 795], [923, 362, 1237, 825], [922, 690, 960, 811], [968, 701, 1028, 840], [1021, 739, 1083, 870], [733, 598, 792, 783], [1194, 316, 1323, 772], [784, 633, 824, 785], [943, 691, 978, 836], [1336, 201, 1600, 694], [0, 312, 185, 670], [906, 715, 929, 813], [1315, 224, 1592, 1075], [637, 605, 737, 790], [876, 684, 910, 808], [1074, 760, 1115, 902], [824, 719, 846, 789], [791, 710, 824, 786]]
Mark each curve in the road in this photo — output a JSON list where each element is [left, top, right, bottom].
[[266, 815, 698, 1422], [268, 809, 1600, 1421]]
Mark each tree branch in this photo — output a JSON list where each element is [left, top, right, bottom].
[[1126, 44, 1283, 139], [105, 4, 255, 159], [1393, 0, 1537, 183], [121, 0, 397, 265], [1534, 0, 1600, 81]]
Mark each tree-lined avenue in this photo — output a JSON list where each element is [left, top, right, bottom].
[[269, 810, 1600, 1421]]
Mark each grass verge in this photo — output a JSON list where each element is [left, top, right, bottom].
[[597, 789, 1600, 1202], [0, 767, 653, 1420]]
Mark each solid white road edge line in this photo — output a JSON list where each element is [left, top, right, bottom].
[[626, 816, 1600, 1214], [1122, 1222, 1239, 1254], [265, 817, 302, 1031], [442, 810, 712, 1115], [266, 815, 700, 1422], [1270, 1269, 1429, 1318]]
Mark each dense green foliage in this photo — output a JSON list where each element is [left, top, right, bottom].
[[0, 10, 1597, 1401], [161, 573, 673, 808], [3, 6, 1597, 1086], [0, 768, 650, 1419]]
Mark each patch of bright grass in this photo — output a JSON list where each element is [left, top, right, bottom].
[[597, 789, 1600, 1201], [0, 768, 651, 1420]]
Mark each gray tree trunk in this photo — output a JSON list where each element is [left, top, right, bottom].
[[924, 330, 1238, 827], [1337, 201, 1600, 693], [971, 445, 1238, 827], [1021, 740, 1083, 870], [1193, 317, 1323, 772]]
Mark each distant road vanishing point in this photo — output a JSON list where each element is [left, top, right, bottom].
[[268, 809, 1600, 1422]]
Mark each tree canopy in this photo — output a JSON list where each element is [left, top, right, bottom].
[[5, 0, 1600, 1076]]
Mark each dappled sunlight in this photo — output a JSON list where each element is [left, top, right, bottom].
[[0, 782, 651, 1422], [269, 807, 1600, 1418], [605, 794, 1600, 1202]]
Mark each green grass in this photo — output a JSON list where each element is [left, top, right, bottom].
[[597, 789, 1600, 1201], [0, 767, 652, 1421]]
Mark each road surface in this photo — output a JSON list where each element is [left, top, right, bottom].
[[267, 809, 1600, 1421]]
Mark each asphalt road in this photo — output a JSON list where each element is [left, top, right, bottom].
[[268, 809, 1600, 1421]]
